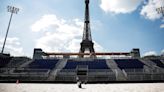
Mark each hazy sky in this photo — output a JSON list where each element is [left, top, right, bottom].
[[0, 0, 164, 57]]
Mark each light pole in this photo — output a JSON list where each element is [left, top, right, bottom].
[[156, 6, 164, 17], [1, 6, 19, 53]]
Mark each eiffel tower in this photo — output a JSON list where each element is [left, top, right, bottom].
[[79, 0, 95, 57]]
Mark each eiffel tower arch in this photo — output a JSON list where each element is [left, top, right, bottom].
[[79, 0, 96, 58]]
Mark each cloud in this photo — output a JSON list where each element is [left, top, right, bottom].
[[0, 37, 24, 56], [160, 24, 164, 28], [143, 51, 157, 56], [31, 14, 104, 52], [100, 0, 143, 14], [31, 15, 60, 32], [140, 0, 164, 20]]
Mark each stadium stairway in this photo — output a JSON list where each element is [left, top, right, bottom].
[[19, 60, 33, 68], [139, 59, 157, 73], [6, 60, 34, 74], [139, 59, 164, 73], [47, 59, 68, 81], [106, 59, 127, 81], [6, 57, 29, 68], [7, 59, 33, 74]]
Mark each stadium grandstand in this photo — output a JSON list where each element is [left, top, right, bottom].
[[0, 0, 164, 83]]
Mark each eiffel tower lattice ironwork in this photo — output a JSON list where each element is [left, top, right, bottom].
[[79, 0, 95, 57]]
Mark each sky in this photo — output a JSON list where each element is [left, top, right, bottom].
[[0, 0, 164, 57]]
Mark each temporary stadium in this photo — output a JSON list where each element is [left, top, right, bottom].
[[0, 0, 164, 84]]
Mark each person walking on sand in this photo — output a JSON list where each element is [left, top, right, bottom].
[[76, 76, 82, 88]]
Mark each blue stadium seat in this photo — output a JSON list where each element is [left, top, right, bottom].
[[28, 59, 59, 69], [14, 69, 49, 73], [63, 59, 109, 69], [0, 57, 11, 68], [114, 59, 144, 69], [151, 59, 164, 68]]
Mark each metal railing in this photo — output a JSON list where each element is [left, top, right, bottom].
[[0, 68, 164, 82]]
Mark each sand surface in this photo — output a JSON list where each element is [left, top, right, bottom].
[[0, 83, 164, 92]]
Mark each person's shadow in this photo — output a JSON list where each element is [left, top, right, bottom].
[[80, 87, 86, 89]]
